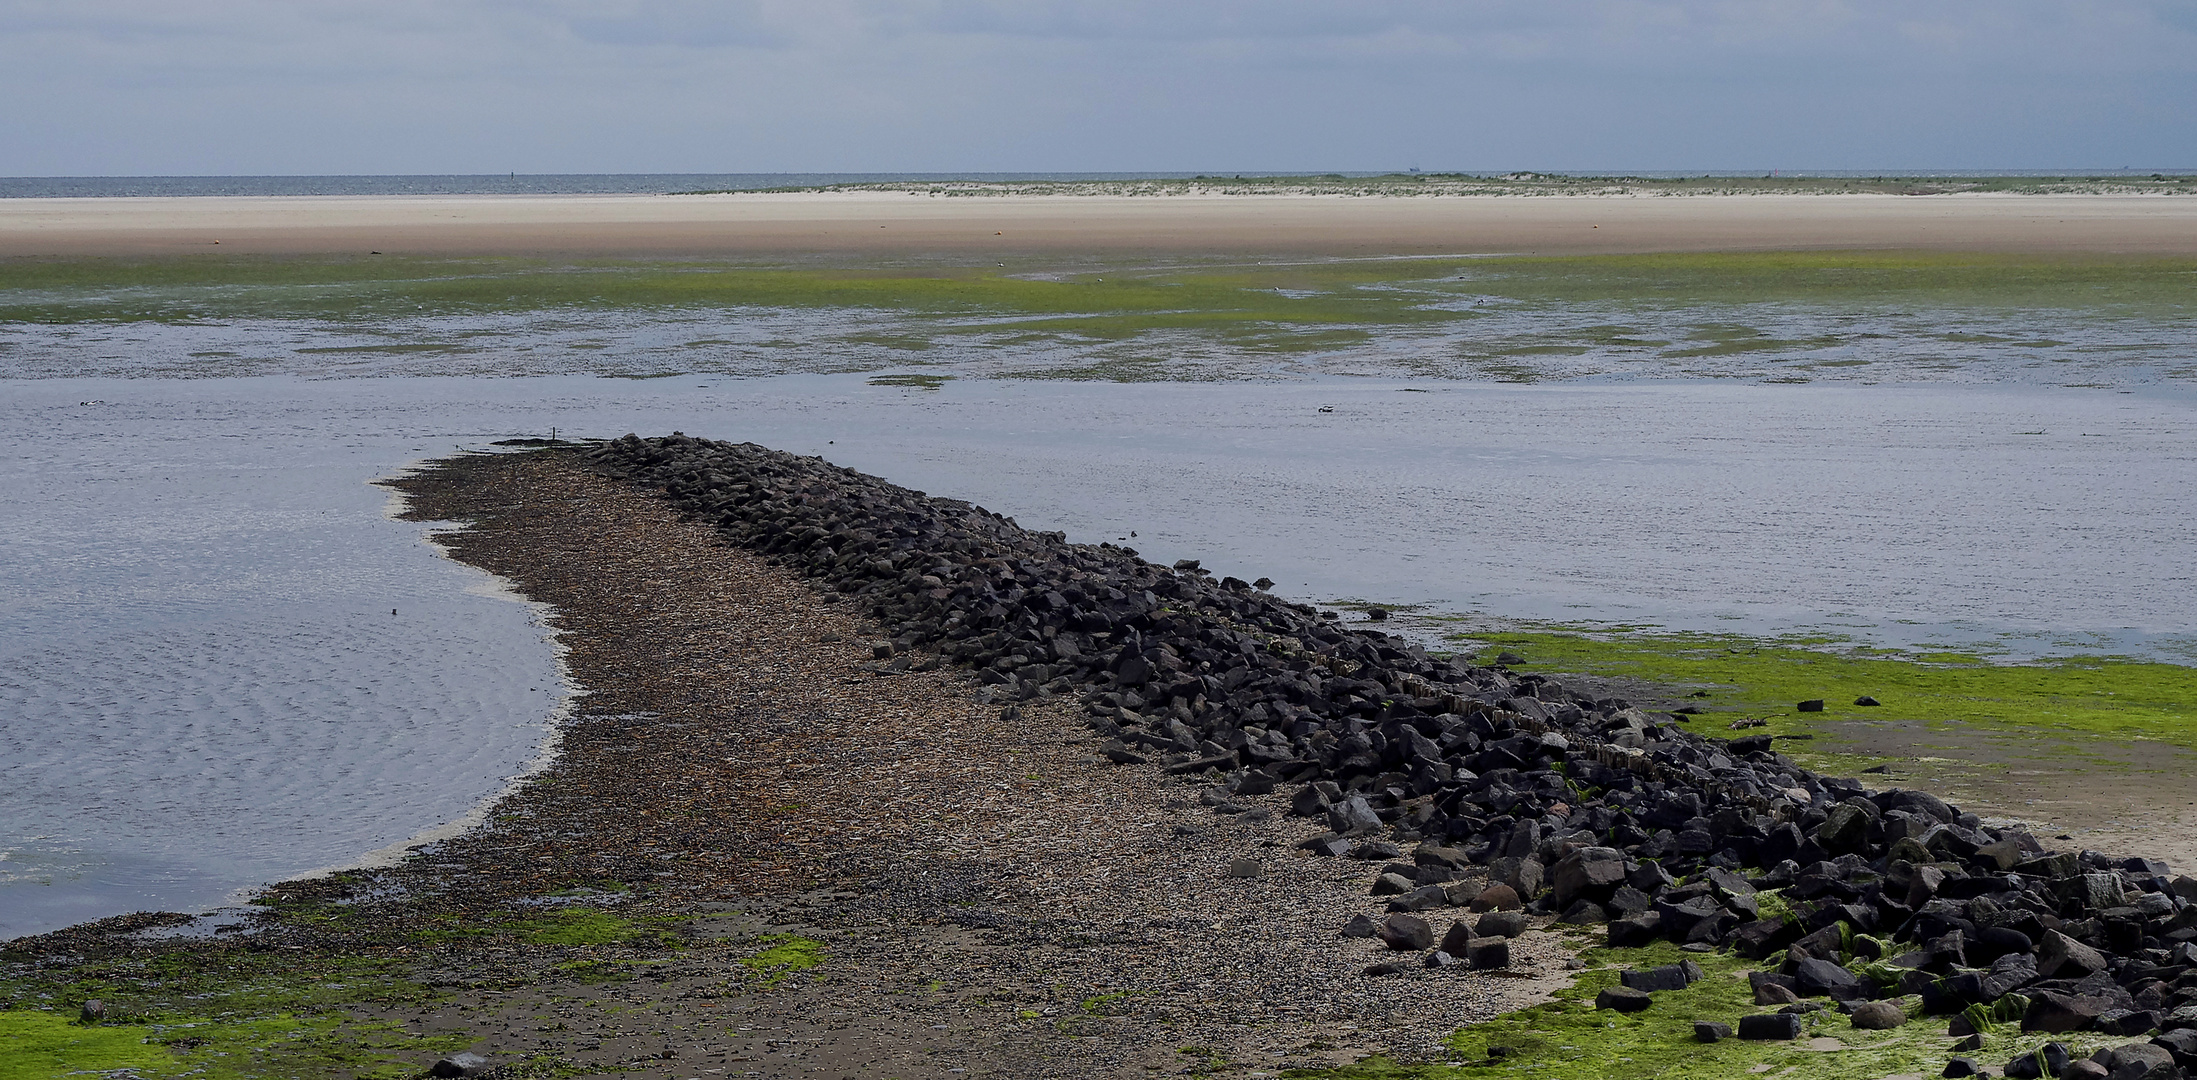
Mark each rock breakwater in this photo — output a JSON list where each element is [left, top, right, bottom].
[[585, 433, 2197, 1069]]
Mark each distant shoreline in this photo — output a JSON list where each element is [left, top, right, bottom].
[[6, 190, 2197, 258], [6, 172, 2194, 201]]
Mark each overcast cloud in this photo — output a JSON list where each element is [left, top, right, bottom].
[[2, 1, 2191, 174]]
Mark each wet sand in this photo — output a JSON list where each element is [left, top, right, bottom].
[[1812, 718, 2197, 874], [5, 191, 2197, 257]]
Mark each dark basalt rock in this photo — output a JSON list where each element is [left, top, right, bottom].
[[580, 435, 2192, 1010], [1597, 986, 1653, 1012], [1738, 1013, 1804, 1040]]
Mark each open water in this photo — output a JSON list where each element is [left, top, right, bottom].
[[3, 315, 2194, 939]]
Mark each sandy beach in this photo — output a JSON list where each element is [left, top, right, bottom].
[[5, 191, 2197, 258]]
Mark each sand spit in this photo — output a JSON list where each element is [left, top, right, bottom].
[[5, 191, 2197, 258], [2, 451, 1574, 1079]]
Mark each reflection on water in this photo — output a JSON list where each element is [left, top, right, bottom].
[[2, 361, 2193, 938]]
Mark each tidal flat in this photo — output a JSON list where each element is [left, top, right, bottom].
[[3, 251, 2191, 388]]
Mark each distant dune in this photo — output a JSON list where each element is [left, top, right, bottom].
[[4, 190, 2197, 258]]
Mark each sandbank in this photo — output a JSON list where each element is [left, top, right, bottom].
[[4, 191, 2197, 258]]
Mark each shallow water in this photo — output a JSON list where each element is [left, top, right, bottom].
[[2, 364, 2193, 938], [3, 298, 2192, 389]]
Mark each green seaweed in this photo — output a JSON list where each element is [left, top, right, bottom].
[[1291, 941, 2121, 1080], [1448, 624, 2197, 753], [0, 1010, 173, 1080], [737, 934, 825, 988], [8, 251, 2188, 331], [0, 951, 457, 1079], [1440, 251, 2197, 315], [507, 907, 677, 948]]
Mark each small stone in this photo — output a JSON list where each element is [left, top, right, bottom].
[[1423, 950, 1458, 969], [1943, 1058, 1979, 1078], [1476, 911, 1530, 939], [1596, 986, 1653, 1013], [1694, 1021, 1734, 1043], [1227, 858, 1263, 879], [1341, 914, 1379, 938], [1362, 960, 1409, 976], [1100, 744, 1147, 765], [1386, 885, 1450, 913], [1371, 872, 1417, 896], [2062, 1061, 2108, 1080], [1301, 835, 1352, 858], [79, 1000, 105, 1024], [1797, 699, 1826, 712], [430, 1053, 491, 1079], [1470, 884, 1523, 912], [1855, 696, 1882, 706]]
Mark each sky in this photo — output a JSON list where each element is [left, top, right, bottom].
[[2, 1, 2193, 175]]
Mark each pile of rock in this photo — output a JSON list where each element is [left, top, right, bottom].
[[583, 435, 2197, 1070]]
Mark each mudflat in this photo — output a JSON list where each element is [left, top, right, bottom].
[[5, 191, 2197, 257]]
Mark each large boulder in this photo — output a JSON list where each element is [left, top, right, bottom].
[[1607, 912, 1663, 948], [1551, 847, 1627, 907], [1596, 986, 1653, 1013], [2104, 1042, 2175, 1080], [1488, 857, 1546, 899], [1738, 1013, 1804, 1040], [1465, 939, 1511, 969], [2040, 929, 2110, 979], [1621, 965, 1693, 993], [1794, 957, 1866, 999], [1850, 1000, 1907, 1030], [1813, 804, 1872, 854], [1438, 920, 1475, 955], [1329, 796, 1383, 836], [2024, 990, 2107, 1034]]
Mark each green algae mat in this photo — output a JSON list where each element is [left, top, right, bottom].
[[6, 251, 2191, 328], [1293, 941, 2139, 1080], [0, 952, 457, 1080], [1447, 623, 2197, 759]]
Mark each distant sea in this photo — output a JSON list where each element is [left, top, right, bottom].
[[2, 170, 2192, 198]]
